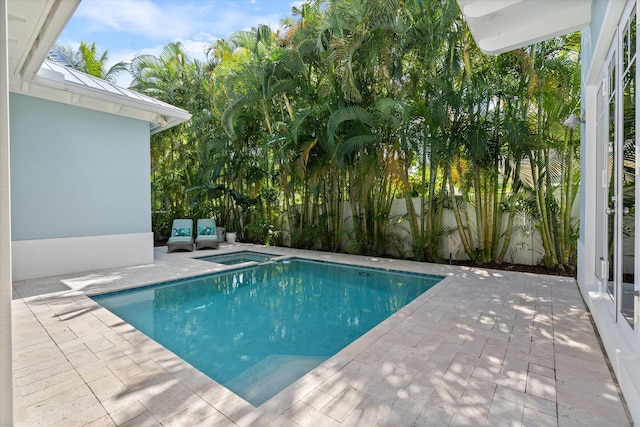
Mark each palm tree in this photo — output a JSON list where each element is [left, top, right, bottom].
[[519, 35, 581, 269], [129, 0, 582, 269], [130, 43, 214, 237], [49, 41, 128, 83]]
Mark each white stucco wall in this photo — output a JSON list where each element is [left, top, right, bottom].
[[9, 93, 154, 279]]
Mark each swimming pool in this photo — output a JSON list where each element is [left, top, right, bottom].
[[92, 259, 442, 406], [197, 250, 274, 265]]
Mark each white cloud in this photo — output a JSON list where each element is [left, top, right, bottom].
[[208, 9, 282, 36], [75, 0, 292, 41], [180, 39, 213, 63], [75, 0, 206, 41], [59, 0, 298, 83]]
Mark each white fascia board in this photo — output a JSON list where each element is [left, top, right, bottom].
[[150, 116, 187, 135]]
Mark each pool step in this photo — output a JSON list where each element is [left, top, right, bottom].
[[225, 354, 325, 406]]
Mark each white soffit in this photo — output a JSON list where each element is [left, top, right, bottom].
[[8, 0, 80, 82], [457, 0, 592, 55]]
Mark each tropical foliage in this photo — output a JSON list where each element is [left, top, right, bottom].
[[56, 0, 582, 271], [49, 41, 128, 83]]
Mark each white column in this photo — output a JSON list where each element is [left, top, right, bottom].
[[578, 83, 597, 290], [0, 0, 13, 424]]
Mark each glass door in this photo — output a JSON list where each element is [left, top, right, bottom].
[[604, 9, 637, 329], [621, 11, 636, 327]]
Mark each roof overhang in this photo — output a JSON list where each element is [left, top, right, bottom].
[[8, 0, 81, 82], [7, 0, 191, 134], [10, 61, 191, 134], [457, 0, 592, 55]]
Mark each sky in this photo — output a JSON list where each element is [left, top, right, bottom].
[[58, 0, 303, 85]]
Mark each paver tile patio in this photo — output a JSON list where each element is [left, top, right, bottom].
[[11, 245, 632, 426]]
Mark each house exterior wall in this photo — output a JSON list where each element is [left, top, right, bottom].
[[9, 93, 154, 280]]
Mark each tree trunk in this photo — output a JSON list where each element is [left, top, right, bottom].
[[448, 165, 474, 259], [497, 159, 521, 262]]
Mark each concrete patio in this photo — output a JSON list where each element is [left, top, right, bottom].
[[12, 244, 631, 426]]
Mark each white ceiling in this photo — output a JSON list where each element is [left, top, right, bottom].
[[457, 0, 592, 55]]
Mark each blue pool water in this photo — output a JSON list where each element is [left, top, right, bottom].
[[92, 259, 442, 406], [197, 251, 274, 265]]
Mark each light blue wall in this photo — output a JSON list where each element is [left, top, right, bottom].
[[589, 0, 609, 62], [10, 93, 151, 240]]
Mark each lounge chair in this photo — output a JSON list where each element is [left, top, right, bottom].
[[167, 219, 194, 252], [196, 218, 219, 250]]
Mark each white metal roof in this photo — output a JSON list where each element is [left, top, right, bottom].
[[23, 60, 192, 134], [457, 0, 592, 55]]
